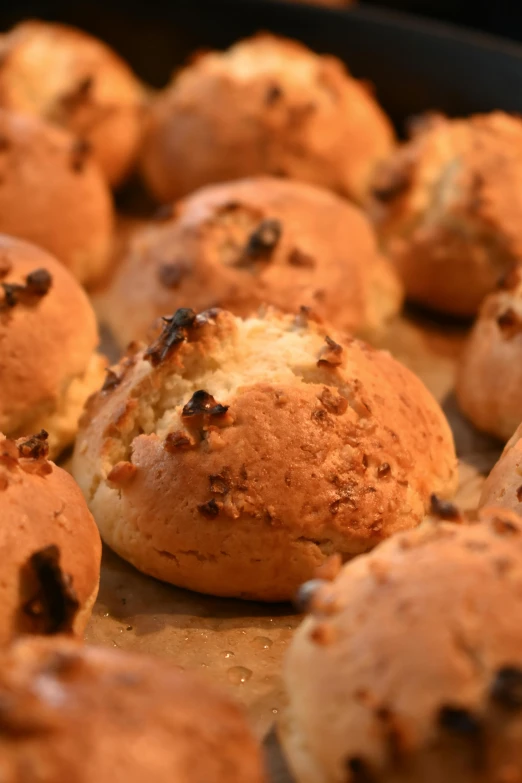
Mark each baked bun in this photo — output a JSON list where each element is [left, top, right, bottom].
[[140, 34, 394, 204], [0, 433, 101, 646], [97, 177, 402, 348], [371, 112, 522, 315], [0, 236, 106, 457], [480, 421, 522, 512], [72, 307, 457, 601], [0, 636, 267, 783], [456, 264, 522, 441], [0, 109, 114, 285], [0, 20, 144, 187], [281, 507, 522, 783]]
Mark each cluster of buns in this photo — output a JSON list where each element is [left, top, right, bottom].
[[4, 11, 522, 783]]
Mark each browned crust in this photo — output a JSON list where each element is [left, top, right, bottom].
[[371, 112, 522, 315], [0, 635, 267, 782], [97, 176, 402, 347], [140, 33, 394, 204]]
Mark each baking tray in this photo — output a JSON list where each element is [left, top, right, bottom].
[[2, 2, 521, 780]]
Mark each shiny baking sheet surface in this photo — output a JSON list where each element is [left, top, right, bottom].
[[87, 235, 501, 781]]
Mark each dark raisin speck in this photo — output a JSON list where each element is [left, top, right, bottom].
[[345, 756, 377, 783], [198, 498, 220, 518], [158, 262, 186, 289], [438, 706, 481, 736], [23, 545, 79, 634], [430, 494, 462, 521], [182, 390, 229, 418], [265, 84, 283, 105], [241, 219, 282, 263], [102, 369, 121, 393], [25, 269, 52, 297], [491, 667, 522, 710]]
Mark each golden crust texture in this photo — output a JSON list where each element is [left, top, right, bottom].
[[371, 112, 522, 315], [72, 307, 457, 601], [0, 20, 145, 187], [140, 34, 394, 204], [0, 434, 101, 646], [280, 507, 522, 783], [97, 177, 402, 347], [456, 264, 522, 441], [480, 421, 522, 512], [0, 636, 267, 783], [0, 236, 106, 457], [0, 109, 114, 285]]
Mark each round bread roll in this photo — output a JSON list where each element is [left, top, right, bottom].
[[0, 432, 101, 646], [72, 307, 457, 601], [456, 264, 522, 441], [0, 236, 106, 457], [0, 20, 145, 187], [480, 421, 522, 512], [371, 112, 522, 316], [97, 177, 402, 348], [0, 636, 267, 783], [280, 507, 522, 783], [140, 34, 394, 204], [0, 108, 114, 285]]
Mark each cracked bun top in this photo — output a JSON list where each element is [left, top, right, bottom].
[[371, 112, 522, 315], [140, 34, 395, 204], [457, 263, 522, 442], [72, 307, 456, 601], [0, 635, 267, 783], [0, 20, 145, 187], [0, 236, 106, 458], [97, 177, 402, 348], [0, 109, 114, 285], [0, 432, 101, 646], [280, 507, 522, 783]]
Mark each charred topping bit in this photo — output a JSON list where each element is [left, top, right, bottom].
[[102, 368, 121, 393], [164, 431, 194, 452], [25, 268, 52, 297], [144, 307, 197, 366], [209, 473, 230, 495], [438, 705, 482, 737], [371, 166, 411, 203], [158, 262, 186, 289], [491, 667, 522, 710], [345, 756, 377, 783], [317, 335, 343, 367], [107, 461, 137, 486], [182, 390, 229, 419], [517, 486, 522, 502], [288, 248, 316, 268], [430, 494, 463, 522], [238, 219, 282, 264], [17, 430, 49, 460], [377, 462, 391, 478], [491, 515, 519, 536], [197, 498, 220, 518], [265, 83, 283, 105], [294, 579, 328, 613], [23, 545, 80, 635], [496, 308, 522, 339], [70, 138, 91, 173]]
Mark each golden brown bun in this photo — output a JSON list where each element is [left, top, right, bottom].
[[0, 434, 101, 646], [0, 20, 145, 187], [140, 34, 394, 204], [371, 112, 522, 315], [0, 635, 267, 783], [72, 307, 457, 601], [98, 177, 402, 348], [280, 507, 522, 783], [0, 236, 106, 457], [456, 265, 522, 441], [480, 421, 522, 511], [0, 109, 114, 285]]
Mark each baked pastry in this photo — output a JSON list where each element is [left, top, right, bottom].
[[0, 432, 101, 646], [371, 111, 522, 315], [97, 177, 402, 348], [456, 264, 522, 441], [280, 506, 522, 783], [0, 109, 114, 285], [0, 636, 267, 782], [140, 34, 394, 204], [72, 307, 457, 601], [0, 236, 106, 457], [0, 20, 145, 187], [480, 420, 522, 511]]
